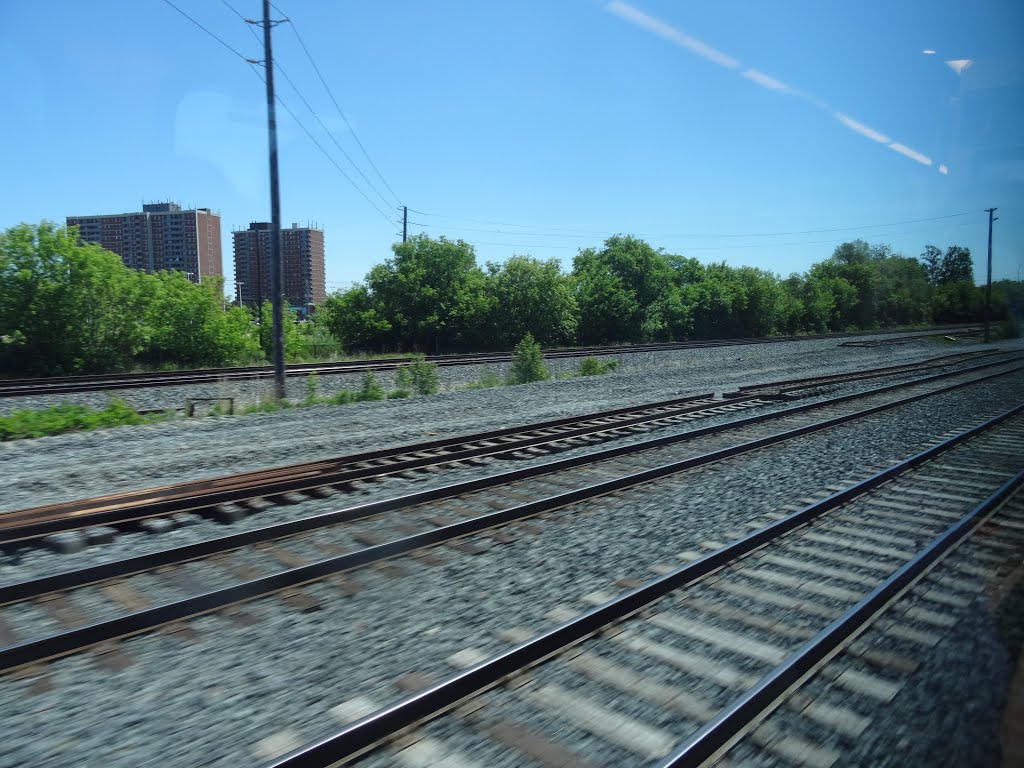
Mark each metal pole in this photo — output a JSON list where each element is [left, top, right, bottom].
[[263, 0, 286, 399], [984, 207, 997, 343], [236, 281, 244, 308]]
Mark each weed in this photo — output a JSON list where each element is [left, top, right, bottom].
[[998, 319, 1021, 339], [330, 389, 357, 405], [465, 371, 503, 390], [0, 398, 155, 441], [305, 372, 321, 403], [578, 356, 619, 376], [394, 366, 413, 391], [508, 333, 549, 385], [357, 372, 386, 401], [392, 357, 441, 395], [408, 357, 440, 395], [388, 388, 412, 399]]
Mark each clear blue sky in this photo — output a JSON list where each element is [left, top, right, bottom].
[[3, 0, 1022, 293]]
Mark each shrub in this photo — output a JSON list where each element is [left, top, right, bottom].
[[578, 356, 619, 376], [508, 333, 549, 385], [409, 358, 440, 395], [331, 389, 357, 405], [357, 372, 386, 401], [393, 366, 413, 391], [0, 398, 152, 441], [305, 372, 321, 403], [465, 371, 503, 390], [998, 319, 1021, 339], [392, 357, 441, 395], [388, 388, 412, 399]]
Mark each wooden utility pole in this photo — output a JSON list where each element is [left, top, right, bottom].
[[402, 205, 408, 243], [261, 0, 285, 398], [984, 207, 997, 343]]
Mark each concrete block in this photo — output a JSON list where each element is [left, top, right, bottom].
[[85, 526, 117, 545], [43, 531, 86, 554]]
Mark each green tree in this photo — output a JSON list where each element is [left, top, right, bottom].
[[873, 256, 931, 326], [932, 281, 983, 323], [319, 284, 392, 352], [939, 245, 973, 284], [808, 240, 877, 329], [0, 222, 147, 375], [573, 236, 674, 343], [366, 235, 488, 352], [481, 256, 577, 348], [257, 300, 313, 362], [140, 272, 259, 368], [920, 245, 943, 285]]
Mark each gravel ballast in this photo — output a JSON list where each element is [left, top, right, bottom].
[[0, 370, 1021, 767], [1, 333, 1020, 516], [0, 354, 1017, 584]]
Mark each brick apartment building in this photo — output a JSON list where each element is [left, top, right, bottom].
[[66, 202, 222, 282], [232, 222, 327, 311]]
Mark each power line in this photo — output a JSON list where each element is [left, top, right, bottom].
[[273, 0, 402, 206], [409, 210, 983, 241], [223, 0, 397, 218], [162, 0, 252, 61], [276, 95, 397, 226], [219, 0, 249, 24], [274, 65, 395, 211], [408, 218, 977, 254], [207, 0, 395, 228], [244, 61, 396, 227]]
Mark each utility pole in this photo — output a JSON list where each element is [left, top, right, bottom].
[[402, 205, 408, 243], [259, 0, 285, 398], [984, 207, 997, 343], [236, 281, 245, 308]]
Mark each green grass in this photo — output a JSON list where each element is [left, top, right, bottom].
[[464, 371, 503, 390], [0, 398, 165, 441], [2, 344, 623, 442], [578, 356, 619, 376]]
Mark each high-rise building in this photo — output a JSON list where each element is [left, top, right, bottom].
[[66, 202, 222, 282], [232, 222, 326, 311]]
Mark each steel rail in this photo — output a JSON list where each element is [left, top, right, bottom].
[[733, 348, 1001, 393], [0, 339, 790, 396], [0, 391, 727, 539], [659, 468, 1024, 767], [3, 361, 1018, 605], [265, 403, 1024, 768], [0, 372, 1019, 674], [3, 353, 1017, 543], [0, 326, 981, 398]]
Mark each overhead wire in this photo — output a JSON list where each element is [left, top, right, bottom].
[[166, 0, 397, 228], [407, 217, 978, 254], [222, 0, 397, 213], [408, 210, 983, 241], [161, 3, 985, 255], [272, 1, 403, 206], [242, 61, 397, 227], [162, 0, 251, 61]]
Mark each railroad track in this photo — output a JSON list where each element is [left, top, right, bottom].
[[838, 327, 983, 348], [0, 355, 1019, 680], [2, 349, 1013, 547], [265, 407, 1024, 768], [0, 326, 982, 398]]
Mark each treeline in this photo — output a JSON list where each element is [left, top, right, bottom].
[[321, 234, 1012, 352], [0, 222, 324, 376], [1, 222, 1017, 377]]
